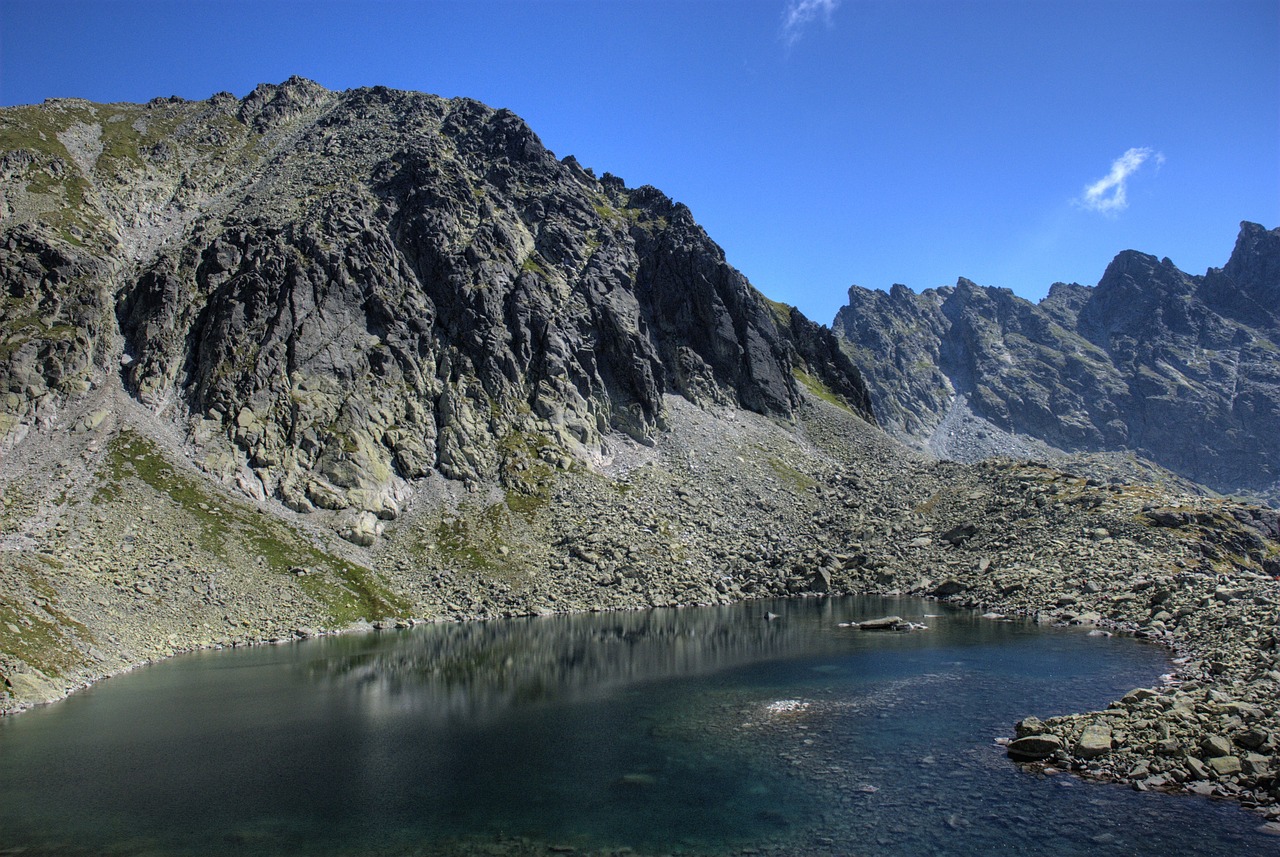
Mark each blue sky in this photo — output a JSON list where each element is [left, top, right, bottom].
[[2, 0, 1277, 325]]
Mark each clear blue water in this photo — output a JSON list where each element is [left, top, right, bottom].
[[0, 596, 1275, 856]]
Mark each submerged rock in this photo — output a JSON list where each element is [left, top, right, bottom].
[[854, 616, 907, 631]]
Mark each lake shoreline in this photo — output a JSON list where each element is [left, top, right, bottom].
[[7, 593, 1270, 857], [5, 568, 1278, 829]]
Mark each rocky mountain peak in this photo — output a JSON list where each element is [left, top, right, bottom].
[[237, 76, 336, 131], [1224, 221, 1280, 286], [1078, 250, 1197, 345], [1214, 221, 1280, 327], [1, 80, 872, 540]]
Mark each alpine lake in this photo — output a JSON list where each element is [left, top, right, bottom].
[[1, 596, 1276, 856]]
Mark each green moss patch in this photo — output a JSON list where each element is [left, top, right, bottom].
[[497, 430, 557, 518], [767, 456, 818, 493], [95, 430, 408, 624], [792, 367, 854, 413], [520, 253, 550, 278], [764, 297, 794, 328], [0, 570, 93, 680]]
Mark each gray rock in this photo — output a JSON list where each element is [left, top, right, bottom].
[[1015, 715, 1044, 737], [940, 523, 978, 545], [1208, 755, 1242, 777], [1243, 753, 1272, 775], [1121, 688, 1159, 705], [1201, 734, 1233, 758], [856, 615, 906, 631], [1237, 728, 1270, 750], [930, 578, 967, 597], [4, 670, 61, 703], [1007, 734, 1063, 761], [338, 511, 380, 547], [1077, 722, 1113, 758]]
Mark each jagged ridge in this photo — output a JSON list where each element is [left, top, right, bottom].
[[833, 224, 1280, 505]]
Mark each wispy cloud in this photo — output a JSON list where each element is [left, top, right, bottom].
[[781, 0, 840, 47], [1076, 147, 1165, 215]]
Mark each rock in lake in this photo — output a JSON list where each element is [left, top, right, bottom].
[[1007, 734, 1063, 761], [856, 615, 907, 631], [1015, 716, 1044, 738]]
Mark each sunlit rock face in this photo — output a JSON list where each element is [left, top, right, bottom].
[[0, 78, 872, 522], [833, 222, 1280, 506]]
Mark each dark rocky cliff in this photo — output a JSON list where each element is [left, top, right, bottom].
[[1, 78, 872, 537], [833, 223, 1280, 504]]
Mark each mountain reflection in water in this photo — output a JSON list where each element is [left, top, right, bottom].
[[315, 599, 850, 719]]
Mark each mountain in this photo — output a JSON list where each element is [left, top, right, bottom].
[[2, 77, 872, 538], [833, 223, 1280, 506]]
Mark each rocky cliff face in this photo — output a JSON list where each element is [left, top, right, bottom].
[[1, 78, 872, 539], [833, 223, 1280, 505]]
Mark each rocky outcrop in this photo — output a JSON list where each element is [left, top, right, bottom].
[[2, 79, 873, 533], [833, 223, 1280, 505]]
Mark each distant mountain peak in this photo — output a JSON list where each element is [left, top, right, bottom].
[[833, 222, 1280, 506]]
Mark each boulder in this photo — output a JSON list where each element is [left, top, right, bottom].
[[1201, 735, 1233, 758], [1007, 734, 1063, 761], [338, 511, 380, 547], [1207, 755, 1242, 777], [1120, 688, 1159, 706], [1076, 722, 1113, 759], [4, 670, 63, 703], [930, 579, 967, 597], [71, 408, 110, 433], [856, 615, 906, 631], [1236, 728, 1270, 750], [940, 523, 978, 545], [1015, 716, 1044, 738]]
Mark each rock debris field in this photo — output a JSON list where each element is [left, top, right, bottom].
[[3, 389, 1279, 831]]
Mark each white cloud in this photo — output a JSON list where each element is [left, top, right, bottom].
[[781, 0, 840, 47], [1077, 147, 1164, 214]]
